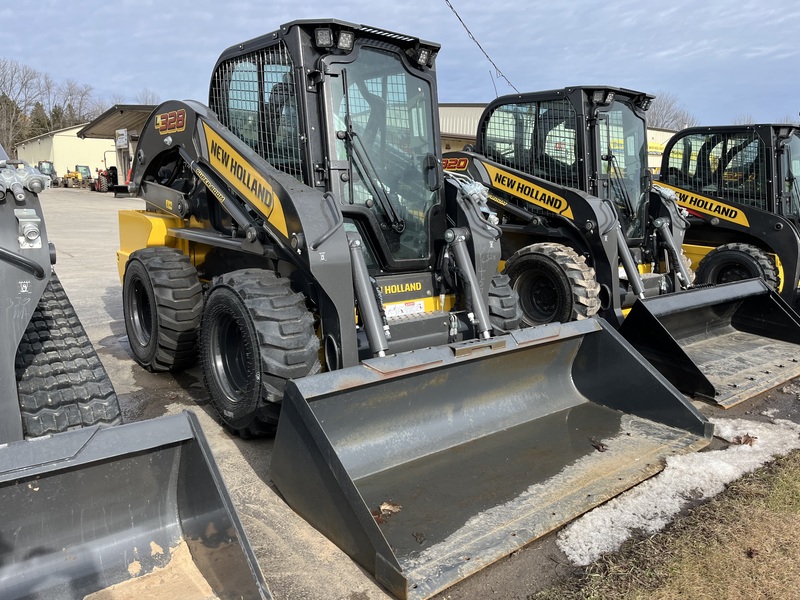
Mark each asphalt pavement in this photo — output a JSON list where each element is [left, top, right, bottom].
[[37, 186, 800, 600]]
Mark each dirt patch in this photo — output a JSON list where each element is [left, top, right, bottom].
[[84, 541, 217, 600]]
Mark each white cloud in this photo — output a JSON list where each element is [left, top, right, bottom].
[[5, 0, 799, 123]]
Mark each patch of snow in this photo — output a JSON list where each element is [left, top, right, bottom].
[[556, 417, 800, 566], [781, 382, 800, 396]]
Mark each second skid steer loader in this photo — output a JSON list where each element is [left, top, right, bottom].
[[445, 86, 800, 408], [118, 21, 712, 599]]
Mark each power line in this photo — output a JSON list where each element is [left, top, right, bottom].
[[443, 0, 519, 94]]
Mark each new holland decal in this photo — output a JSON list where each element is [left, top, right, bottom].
[[658, 182, 750, 227], [381, 282, 423, 295], [202, 121, 288, 238], [482, 163, 574, 220]]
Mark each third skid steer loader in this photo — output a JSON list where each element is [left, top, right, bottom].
[[658, 123, 800, 309], [118, 23, 711, 599], [444, 86, 800, 408]]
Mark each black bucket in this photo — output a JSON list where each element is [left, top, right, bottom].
[[620, 278, 800, 407], [0, 412, 270, 600], [271, 319, 712, 599]]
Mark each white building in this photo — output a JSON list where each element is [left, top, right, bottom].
[[15, 125, 116, 178]]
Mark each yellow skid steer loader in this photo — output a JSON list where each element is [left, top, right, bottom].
[[117, 22, 712, 599], [445, 86, 800, 408]]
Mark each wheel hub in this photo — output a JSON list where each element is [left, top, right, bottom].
[[211, 313, 248, 403], [517, 271, 558, 323]]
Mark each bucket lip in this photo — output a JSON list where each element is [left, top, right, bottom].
[[0, 412, 198, 482], [288, 319, 604, 402], [637, 278, 771, 316]]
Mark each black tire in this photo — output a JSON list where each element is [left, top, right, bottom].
[[487, 273, 523, 331], [16, 273, 122, 437], [696, 243, 779, 290], [503, 243, 600, 326], [200, 269, 320, 437], [123, 247, 202, 371], [98, 174, 108, 193]]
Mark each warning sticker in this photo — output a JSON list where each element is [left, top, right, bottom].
[[384, 300, 425, 320]]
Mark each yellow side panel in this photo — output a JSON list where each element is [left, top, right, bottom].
[[116, 210, 185, 282], [683, 243, 784, 292], [773, 254, 786, 293], [682, 243, 713, 271]]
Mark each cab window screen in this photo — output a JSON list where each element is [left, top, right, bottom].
[[666, 132, 767, 209], [209, 42, 306, 183], [481, 99, 577, 189]]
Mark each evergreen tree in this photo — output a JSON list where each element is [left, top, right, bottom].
[[50, 105, 65, 131], [0, 93, 27, 156], [28, 102, 50, 137]]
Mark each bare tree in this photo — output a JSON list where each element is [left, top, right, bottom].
[[134, 88, 160, 105], [647, 90, 700, 130], [0, 59, 42, 155], [58, 79, 98, 124], [777, 114, 800, 126], [732, 114, 755, 125], [0, 57, 157, 154], [108, 93, 128, 106], [36, 73, 60, 122]]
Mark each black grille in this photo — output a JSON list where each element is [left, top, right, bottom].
[[666, 132, 768, 210], [209, 43, 305, 183], [482, 99, 578, 190]]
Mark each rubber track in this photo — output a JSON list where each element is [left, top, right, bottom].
[[15, 272, 122, 437]]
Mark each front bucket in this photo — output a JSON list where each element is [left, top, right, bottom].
[[0, 412, 270, 600], [619, 279, 800, 407], [271, 319, 712, 599]]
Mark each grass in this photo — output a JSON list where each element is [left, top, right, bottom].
[[531, 449, 800, 600]]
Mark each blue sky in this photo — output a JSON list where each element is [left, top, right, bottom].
[[6, 0, 799, 124]]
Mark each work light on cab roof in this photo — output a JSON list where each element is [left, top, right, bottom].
[[312, 23, 436, 67]]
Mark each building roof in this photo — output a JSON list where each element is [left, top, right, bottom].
[[17, 124, 88, 146], [77, 104, 155, 140]]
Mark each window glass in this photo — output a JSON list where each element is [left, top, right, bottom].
[[329, 47, 437, 262], [783, 133, 800, 217], [597, 100, 648, 238]]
